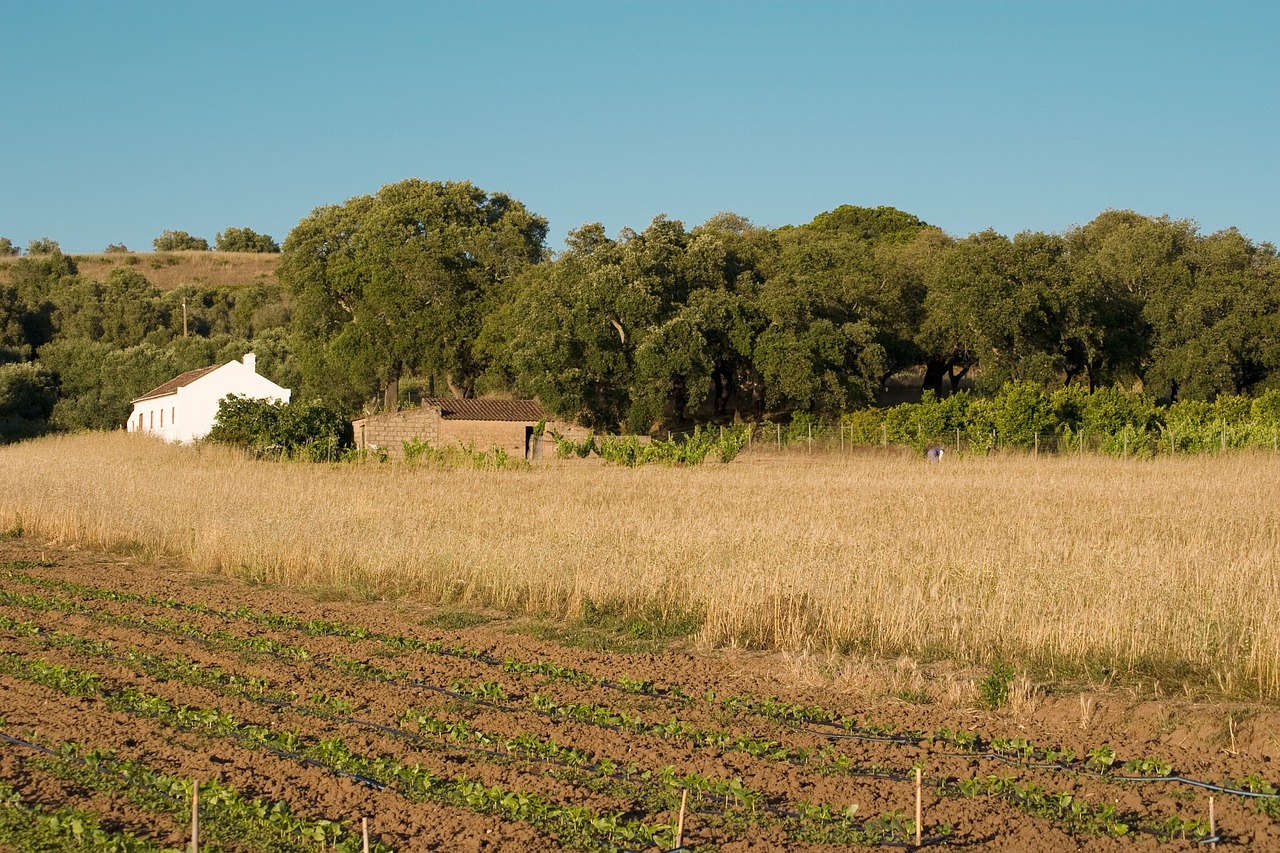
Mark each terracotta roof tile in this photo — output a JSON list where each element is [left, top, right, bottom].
[[425, 398, 545, 422], [132, 364, 220, 403]]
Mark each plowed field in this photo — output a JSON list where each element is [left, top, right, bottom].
[[2, 536, 1278, 851]]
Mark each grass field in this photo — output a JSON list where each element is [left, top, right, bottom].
[[0, 251, 279, 290], [2, 431, 1278, 699]]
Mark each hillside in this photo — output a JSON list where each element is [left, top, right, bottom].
[[0, 250, 279, 290]]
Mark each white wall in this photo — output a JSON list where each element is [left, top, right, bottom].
[[128, 354, 291, 443]]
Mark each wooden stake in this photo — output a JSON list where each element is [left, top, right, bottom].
[[362, 817, 370, 853], [190, 780, 199, 853], [1209, 795, 1216, 846], [676, 788, 688, 848], [914, 767, 922, 846]]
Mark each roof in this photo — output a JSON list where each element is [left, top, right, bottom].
[[132, 364, 220, 403], [425, 398, 546, 422]]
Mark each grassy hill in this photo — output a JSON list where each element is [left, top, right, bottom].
[[0, 251, 280, 291]]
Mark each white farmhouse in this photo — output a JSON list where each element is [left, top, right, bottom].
[[127, 353, 291, 443]]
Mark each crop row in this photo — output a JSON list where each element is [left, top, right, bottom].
[[0, 615, 1215, 846], [0, 621, 942, 848], [0, 648, 947, 845], [5, 567, 1275, 816], [0, 729, 383, 853]]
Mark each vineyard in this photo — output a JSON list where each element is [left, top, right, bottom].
[[2, 537, 1280, 851]]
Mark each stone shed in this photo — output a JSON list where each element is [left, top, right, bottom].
[[352, 398, 567, 460]]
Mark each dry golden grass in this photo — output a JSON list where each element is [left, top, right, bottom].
[[3, 432, 1279, 697], [0, 252, 279, 291]]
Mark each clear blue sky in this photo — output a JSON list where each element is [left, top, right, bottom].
[[2, 1, 1276, 254]]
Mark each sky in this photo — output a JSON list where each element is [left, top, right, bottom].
[[2, 1, 1277, 255]]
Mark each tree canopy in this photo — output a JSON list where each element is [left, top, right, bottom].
[[152, 230, 209, 251], [278, 179, 547, 411], [215, 227, 280, 253], [3, 192, 1279, 438]]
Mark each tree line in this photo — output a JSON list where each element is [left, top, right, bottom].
[[2, 178, 1278, 440]]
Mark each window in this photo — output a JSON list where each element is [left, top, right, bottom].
[[171, 407, 176, 425], [149, 411, 154, 429], [160, 409, 164, 427]]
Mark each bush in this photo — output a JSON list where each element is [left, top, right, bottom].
[[0, 237, 17, 256], [152, 230, 209, 251], [103, 243, 129, 253], [208, 395, 349, 460], [0, 363, 57, 441], [991, 381, 1055, 449], [215, 227, 280, 253], [26, 237, 60, 255]]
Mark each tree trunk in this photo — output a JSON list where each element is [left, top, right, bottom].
[[383, 363, 401, 411], [922, 357, 947, 396]]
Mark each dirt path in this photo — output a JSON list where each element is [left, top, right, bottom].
[[1, 536, 1278, 851]]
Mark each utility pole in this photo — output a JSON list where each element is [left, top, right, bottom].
[[182, 298, 188, 337]]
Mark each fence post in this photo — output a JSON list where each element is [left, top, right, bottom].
[[808, 423, 812, 453], [777, 423, 782, 450], [882, 422, 888, 448], [1034, 432, 1038, 457], [956, 427, 960, 455]]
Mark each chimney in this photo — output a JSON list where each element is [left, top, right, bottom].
[[243, 352, 257, 373]]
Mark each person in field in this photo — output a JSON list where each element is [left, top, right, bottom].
[[926, 446, 944, 462]]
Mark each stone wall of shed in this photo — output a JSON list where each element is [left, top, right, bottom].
[[354, 408, 442, 458], [354, 409, 594, 461], [437, 419, 535, 459]]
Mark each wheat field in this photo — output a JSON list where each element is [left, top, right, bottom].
[[2, 432, 1278, 696]]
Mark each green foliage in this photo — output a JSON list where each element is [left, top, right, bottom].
[[215, 226, 280, 253], [25, 236, 60, 255], [551, 430, 596, 459], [594, 425, 745, 466], [208, 395, 350, 461], [103, 242, 129, 253], [0, 362, 57, 440], [280, 179, 548, 411], [0, 237, 17, 256], [151, 229, 209, 251], [991, 381, 1055, 448], [979, 662, 1015, 709]]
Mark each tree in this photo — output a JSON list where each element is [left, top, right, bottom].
[[0, 362, 57, 440], [49, 268, 166, 348], [279, 179, 547, 412], [26, 237, 60, 255], [215, 227, 280, 253], [0, 238, 17, 256], [1142, 228, 1280, 400], [104, 243, 129, 253], [1061, 211, 1193, 391], [921, 229, 1066, 391], [152, 230, 210, 251]]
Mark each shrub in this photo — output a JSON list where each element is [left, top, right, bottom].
[[103, 243, 129, 253], [0, 237, 17, 256], [215, 227, 280, 253], [26, 237, 60, 255], [152, 230, 209, 251], [208, 395, 349, 460], [991, 382, 1055, 449]]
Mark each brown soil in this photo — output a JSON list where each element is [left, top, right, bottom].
[[2, 536, 1279, 851]]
